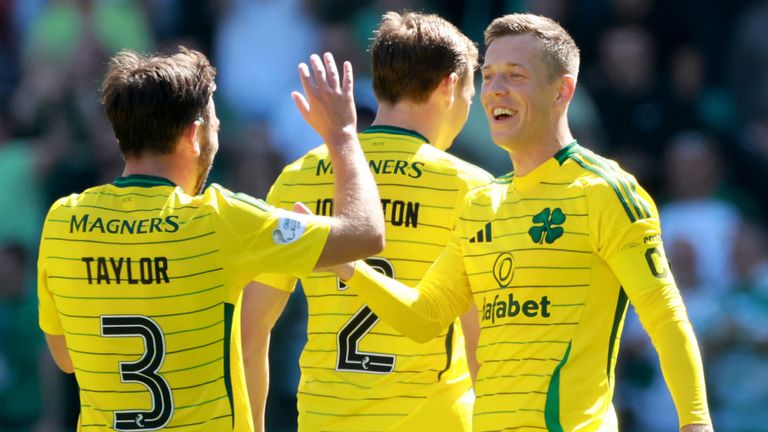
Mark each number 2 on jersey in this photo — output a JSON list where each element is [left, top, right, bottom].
[[336, 257, 396, 374], [101, 315, 174, 431]]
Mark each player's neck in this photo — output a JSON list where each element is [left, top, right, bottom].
[[372, 103, 441, 147], [510, 124, 574, 177], [123, 152, 197, 195]]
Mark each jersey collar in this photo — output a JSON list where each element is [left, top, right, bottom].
[[112, 174, 177, 188], [513, 141, 578, 192], [361, 125, 430, 143]]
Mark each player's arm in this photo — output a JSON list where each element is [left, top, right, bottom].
[[241, 279, 292, 432], [37, 234, 73, 374], [609, 241, 712, 431], [450, 175, 489, 384], [43, 333, 73, 374], [592, 182, 712, 430], [460, 304, 481, 383], [292, 53, 385, 268], [338, 232, 472, 343]]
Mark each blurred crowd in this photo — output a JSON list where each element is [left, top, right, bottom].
[[0, 0, 766, 431]]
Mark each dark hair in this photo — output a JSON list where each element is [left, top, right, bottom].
[[484, 14, 580, 81], [101, 47, 217, 158], [371, 11, 478, 104]]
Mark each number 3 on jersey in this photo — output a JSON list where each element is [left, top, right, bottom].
[[336, 257, 396, 374], [101, 315, 173, 431]]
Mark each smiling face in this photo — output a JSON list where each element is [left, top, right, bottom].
[[481, 34, 562, 152]]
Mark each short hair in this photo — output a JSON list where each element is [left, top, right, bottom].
[[484, 14, 580, 81], [101, 47, 217, 158], [371, 11, 478, 104]]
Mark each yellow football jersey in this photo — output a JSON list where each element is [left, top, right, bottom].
[[253, 126, 493, 431], [37, 175, 331, 431], [347, 142, 711, 431]]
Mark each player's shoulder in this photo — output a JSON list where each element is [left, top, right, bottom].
[[558, 143, 657, 219], [416, 145, 494, 187], [272, 144, 329, 185], [45, 183, 110, 215], [461, 173, 510, 205], [558, 144, 641, 191], [202, 183, 272, 213], [283, 144, 329, 172]]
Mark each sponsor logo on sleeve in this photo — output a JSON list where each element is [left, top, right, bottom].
[[272, 213, 307, 244]]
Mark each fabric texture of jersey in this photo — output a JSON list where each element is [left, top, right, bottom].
[[254, 126, 493, 431], [37, 175, 331, 432], [347, 142, 711, 431]]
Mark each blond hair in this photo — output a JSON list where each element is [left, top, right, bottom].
[[484, 14, 580, 81]]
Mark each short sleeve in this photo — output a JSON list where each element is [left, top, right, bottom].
[[37, 218, 64, 335], [250, 171, 302, 292], [252, 273, 298, 293], [212, 186, 331, 280]]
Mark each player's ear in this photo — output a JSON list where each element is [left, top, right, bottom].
[[183, 120, 202, 156], [441, 72, 459, 107], [554, 74, 576, 111]]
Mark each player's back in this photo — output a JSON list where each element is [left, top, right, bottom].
[[262, 126, 493, 431], [38, 175, 328, 431]]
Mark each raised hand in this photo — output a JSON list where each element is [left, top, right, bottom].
[[292, 52, 357, 143]]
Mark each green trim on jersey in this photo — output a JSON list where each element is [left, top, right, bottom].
[[545, 341, 572, 432], [223, 302, 235, 428], [554, 141, 579, 165], [436, 323, 455, 382], [565, 153, 639, 223], [607, 289, 628, 381], [222, 191, 271, 212], [112, 174, 176, 188], [362, 125, 430, 143], [494, 172, 513, 184], [574, 148, 650, 220]]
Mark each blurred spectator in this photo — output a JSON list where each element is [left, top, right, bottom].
[[215, 0, 318, 121], [0, 115, 46, 250], [143, 0, 220, 53], [0, 242, 65, 432], [216, 120, 286, 199], [668, 45, 736, 138], [587, 24, 668, 191], [728, 0, 768, 125], [707, 221, 768, 431], [0, 0, 21, 110], [733, 116, 768, 218], [659, 131, 743, 292], [728, 1, 768, 217], [12, 0, 152, 133], [22, 0, 152, 63], [214, 0, 327, 166]]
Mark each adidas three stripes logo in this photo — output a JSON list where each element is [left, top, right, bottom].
[[469, 222, 493, 243]]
